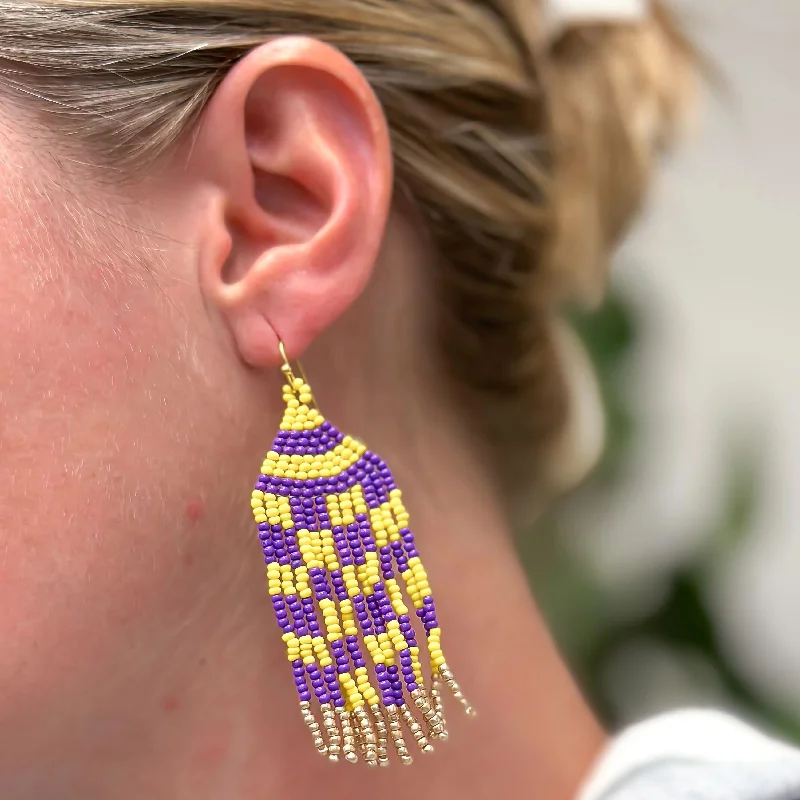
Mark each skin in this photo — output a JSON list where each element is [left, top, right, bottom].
[[0, 38, 604, 800]]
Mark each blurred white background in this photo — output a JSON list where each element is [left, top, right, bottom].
[[568, 0, 800, 718]]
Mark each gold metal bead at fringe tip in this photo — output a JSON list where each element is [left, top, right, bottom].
[[300, 701, 328, 757], [320, 703, 341, 762], [385, 705, 413, 766], [412, 688, 446, 740], [337, 709, 359, 764], [353, 706, 378, 767], [440, 665, 476, 717], [399, 703, 434, 753], [370, 704, 391, 767]]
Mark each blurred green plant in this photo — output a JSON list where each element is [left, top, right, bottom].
[[521, 286, 800, 741]]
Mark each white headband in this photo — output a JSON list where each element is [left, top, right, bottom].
[[545, 0, 649, 40]]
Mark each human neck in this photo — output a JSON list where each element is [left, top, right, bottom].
[[59, 387, 603, 800]]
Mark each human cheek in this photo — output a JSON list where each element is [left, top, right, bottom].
[[0, 256, 191, 713]]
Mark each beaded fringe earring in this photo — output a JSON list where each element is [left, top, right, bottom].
[[250, 343, 474, 766]]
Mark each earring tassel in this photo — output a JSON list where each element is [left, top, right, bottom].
[[251, 362, 474, 765]]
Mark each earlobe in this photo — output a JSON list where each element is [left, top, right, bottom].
[[192, 37, 393, 366]]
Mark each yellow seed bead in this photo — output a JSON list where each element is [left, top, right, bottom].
[[432, 655, 446, 668], [319, 657, 332, 667], [362, 687, 377, 703]]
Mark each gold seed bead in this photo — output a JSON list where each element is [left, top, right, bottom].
[[439, 664, 476, 717], [399, 703, 434, 753], [412, 687, 446, 740], [337, 709, 358, 764], [320, 703, 341, 762], [370, 704, 390, 767], [429, 676, 447, 740], [385, 705, 413, 766], [300, 701, 328, 757], [353, 706, 378, 767]]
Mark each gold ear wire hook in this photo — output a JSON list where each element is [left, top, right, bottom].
[[278, 340, 297, 386], [278, 339, 320, 412]]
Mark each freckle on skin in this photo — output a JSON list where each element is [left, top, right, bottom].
[[186, 498, 205, 523]]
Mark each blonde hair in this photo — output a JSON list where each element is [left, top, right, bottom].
[[0, 0, 694, 493]]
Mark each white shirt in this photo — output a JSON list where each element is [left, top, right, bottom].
[[580, 710, 800, 799]]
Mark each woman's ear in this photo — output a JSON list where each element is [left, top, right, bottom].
[[189, 36, 393, 366]]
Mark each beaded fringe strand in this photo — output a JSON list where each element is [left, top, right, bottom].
[[251, 366, 474, 766]]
